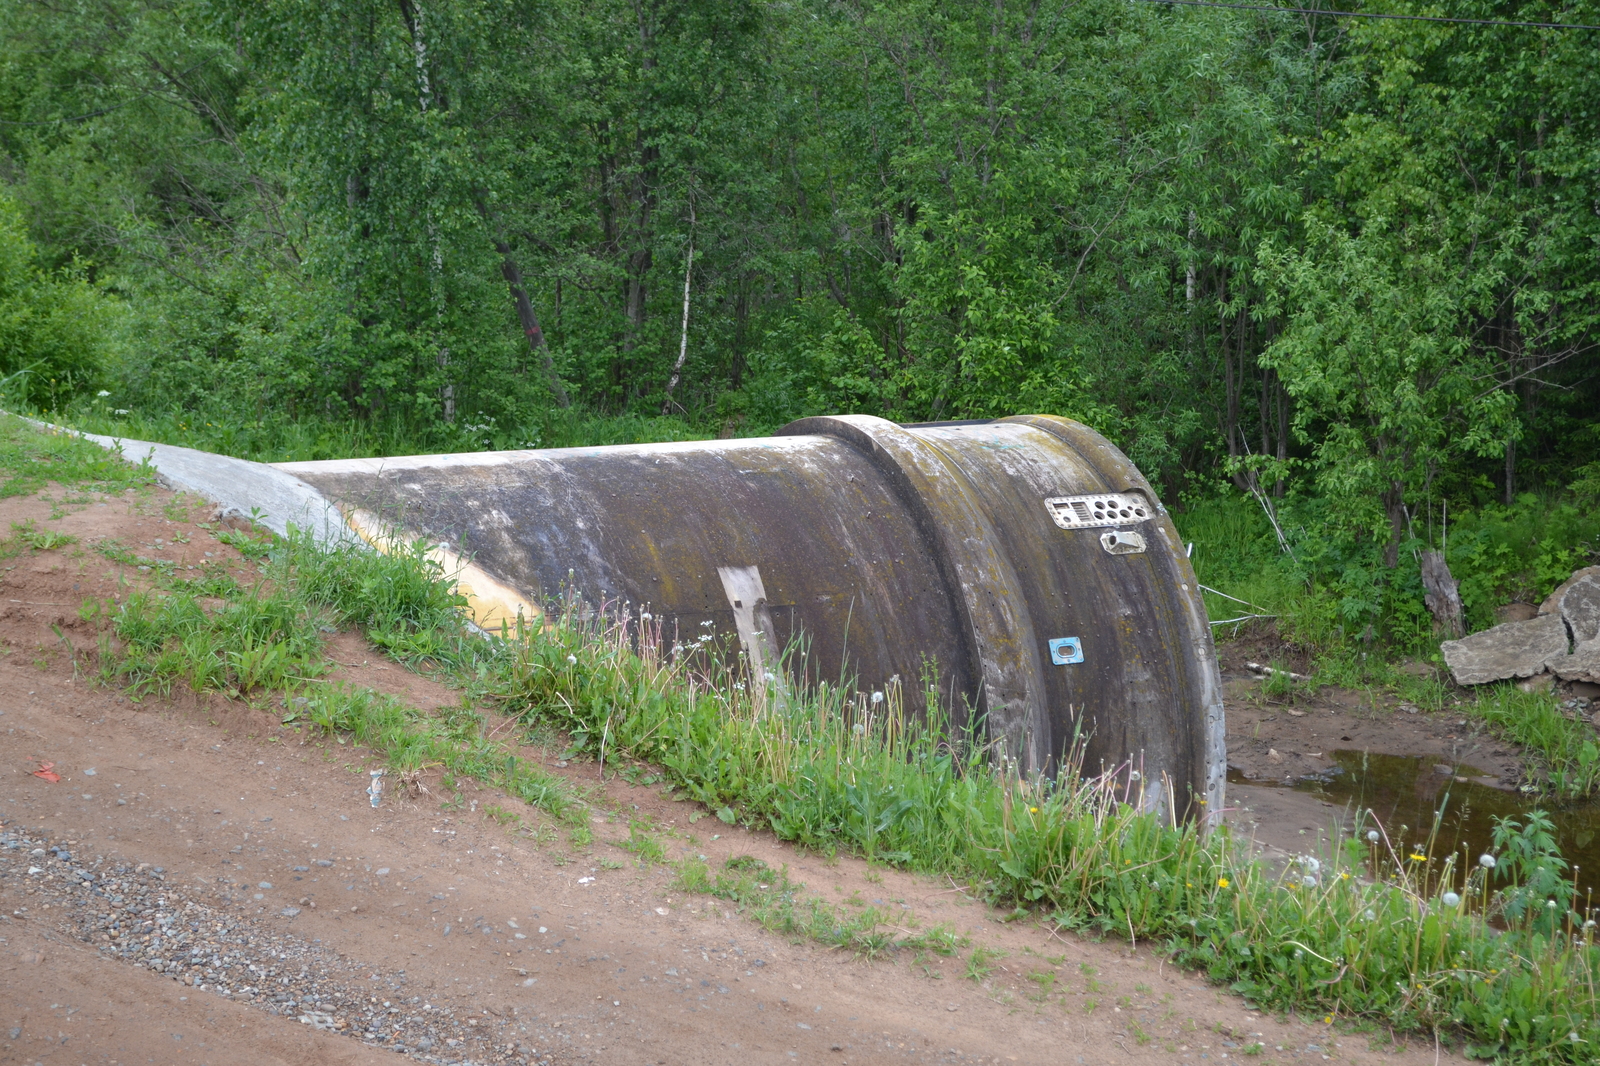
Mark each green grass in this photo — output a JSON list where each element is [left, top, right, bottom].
[[0, 410, 158, 495], [91, 524, 586, 826], [672, 854, 967, 962], [1470, 687, 1600, 797], [490, 595, 1599, 1061]]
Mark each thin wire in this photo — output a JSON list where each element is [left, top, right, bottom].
[[1130, 0, 1600, 30]]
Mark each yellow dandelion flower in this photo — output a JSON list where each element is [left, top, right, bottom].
[[1217, 877, 1231, 889], [1028, 807, 1039, 813], [1409, 852, 1427, 862]]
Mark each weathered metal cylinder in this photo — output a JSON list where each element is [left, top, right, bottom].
[[279, 414, 1225, 820]]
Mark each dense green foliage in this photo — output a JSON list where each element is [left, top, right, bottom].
[[2, 0, 1598, 642]]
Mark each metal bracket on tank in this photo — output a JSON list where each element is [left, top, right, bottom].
[[1099, 530, 1147, 555], [1048, 637, 1084, 665]]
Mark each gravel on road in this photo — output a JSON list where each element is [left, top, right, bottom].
[[1, 818, 556, 1066]]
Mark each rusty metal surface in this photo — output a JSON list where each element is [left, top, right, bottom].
[[275, 415, 1224, 821]]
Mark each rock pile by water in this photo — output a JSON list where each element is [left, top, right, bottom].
[[1441, 566, 1600, 688]]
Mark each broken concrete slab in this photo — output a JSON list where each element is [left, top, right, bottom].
[[1540, 566, 1600, 644], [1441, 612, 1569, 686], [1549, 637, 1600, 685]]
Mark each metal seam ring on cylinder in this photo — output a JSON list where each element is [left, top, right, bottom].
[[779, 415, 1053, 775]]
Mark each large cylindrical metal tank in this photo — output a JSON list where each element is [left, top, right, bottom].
[[277, 414, 1225, 821]]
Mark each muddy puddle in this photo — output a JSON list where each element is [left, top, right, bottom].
[[1233, 752, 1600, 899]]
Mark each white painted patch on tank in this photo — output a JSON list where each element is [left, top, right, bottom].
[[341, 507, 543, 633]]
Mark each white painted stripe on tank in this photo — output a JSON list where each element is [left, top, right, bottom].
[[270, 433, 831, 477]]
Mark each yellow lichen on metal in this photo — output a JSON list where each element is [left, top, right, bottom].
[[339, 506, 543, 633]]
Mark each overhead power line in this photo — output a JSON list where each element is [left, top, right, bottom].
[[1130, 0, 1600, 30]]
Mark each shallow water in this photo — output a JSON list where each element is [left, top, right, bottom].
[[1291, 750, 1600, 898]]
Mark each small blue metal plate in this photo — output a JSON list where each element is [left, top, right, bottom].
[[1048, 637, 1083, 665]]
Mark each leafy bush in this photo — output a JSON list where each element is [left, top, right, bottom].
[[1446, 495, 1600, 632], [0, 191, 109, 408]]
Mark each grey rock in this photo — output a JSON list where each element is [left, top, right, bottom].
[[1540, 566, 1600, 643], [1549, 637, 1600, 685], [1441, 613, 1569, 685], [280, 906, 302, 918]]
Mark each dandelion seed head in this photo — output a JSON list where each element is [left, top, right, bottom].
[[97, 390, 111, 397], [1441, 892, 1461, 907], [871, 691, 884, 705], [1479, 854, 1496, 869], [566, 654, 577, 665], [1366, 830, 1380, 843]]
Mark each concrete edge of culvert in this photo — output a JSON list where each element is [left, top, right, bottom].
[[13, 413, 363, 548], [11, 412, 542, 635]]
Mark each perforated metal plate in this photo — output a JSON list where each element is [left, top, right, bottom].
[[1044, 492, 1152, 529]]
